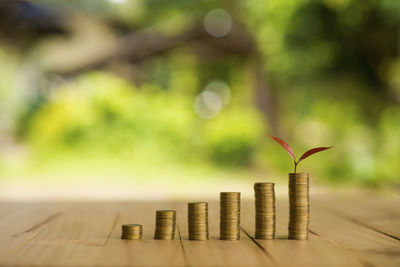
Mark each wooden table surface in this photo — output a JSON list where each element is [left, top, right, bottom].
[[0, 193, 399, 266]]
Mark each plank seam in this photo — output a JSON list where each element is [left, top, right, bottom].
[[8, 227, 45, 255], [104, 212, 121, 246], [317, 203, 400, 242], [14, 212, 62, 237], [309, 230, 321, 237], [240, 226, 275, 262], [342, 217, 400, 242], [309, 227, 372, 267], [177, 225, 192, 267]]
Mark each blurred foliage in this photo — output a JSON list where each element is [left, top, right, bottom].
[[17, 72, 265, 167], [242, 0, 400, 186], [0, 0, 399, 188], [204, 108, 265, 166], [243, 0, 400, 85], [0, 49, 19, 132]]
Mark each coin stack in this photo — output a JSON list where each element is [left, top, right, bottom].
[[288, 173, 310, 240], [188, 202, 209, 241], [220, 192, 241, 240], [121, 224, 142, 240], [254, 182, 276, 239], [154, 210, 176, 240]]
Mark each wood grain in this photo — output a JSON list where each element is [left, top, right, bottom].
[[240, 200, 364, 267], [175, 201, 274, 266], [316, 194, 400, 240], [310, 195, 400, 267], [0, 193, 398, 266]]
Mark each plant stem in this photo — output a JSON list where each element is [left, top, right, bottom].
[[294, 162, 297, 173]]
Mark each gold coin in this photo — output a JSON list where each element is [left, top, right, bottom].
[[220, 193, 240, 241], [121, 224, 142, 240], [154, 210, 176, 240]]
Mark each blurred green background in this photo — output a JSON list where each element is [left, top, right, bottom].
[[0, 0, 399, 199]]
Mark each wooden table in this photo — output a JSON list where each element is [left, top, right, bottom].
[[0, 193, 399, 266]]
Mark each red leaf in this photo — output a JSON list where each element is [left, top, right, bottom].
[[298, 146, 333, 163], [270, 136, 296, 161]]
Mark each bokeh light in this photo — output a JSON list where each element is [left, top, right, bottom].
[[109, 0, 126, 4], [194, 90, 222, 119], [204, 80, 231, 108], [203, 9, 232, 37]]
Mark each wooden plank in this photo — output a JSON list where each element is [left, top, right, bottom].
[[350, 193, 400, 217], [175, 201, 273, 266], [96, 202, 186, 267], [315, 194, 400, 240], [0, 203, 63, 261], [0, 197, 398, 266], [1, 202, 186, 266], [1, 202, 113, 266], [311, 198, 400, 267], [315, 193, 400, 219], [364, 219, 400, 240], [240, 199, 364, 267]]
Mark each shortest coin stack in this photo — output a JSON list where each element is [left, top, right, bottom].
[[254, 182, 276, 239], [154, 210, 176, 240], [188, 202, 209, 241], [121, 224, 142, 240]]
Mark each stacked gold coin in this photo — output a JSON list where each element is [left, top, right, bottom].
[[288, 173, 310, 240], [188, 202, 209, 241], [121, 224, 142, 240], [254, 182, 276, 239], [154, 210, 176, 240], [220, 192, 241, 240]]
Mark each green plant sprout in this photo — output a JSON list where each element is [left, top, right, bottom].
[[270, 136, 333, 173]]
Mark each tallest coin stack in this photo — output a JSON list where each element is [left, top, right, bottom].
[[288, 173, 310, 240]]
